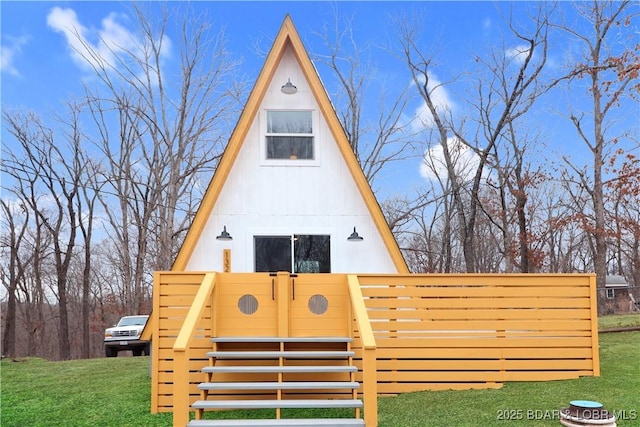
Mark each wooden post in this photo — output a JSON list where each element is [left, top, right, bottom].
[[362, 347, 378, 427], [347, 275, 378, 427], [150, 272, 161, 414], [588, 274, 601, 376], [173, 349, 190, 426], [276, 271, 290, 337]]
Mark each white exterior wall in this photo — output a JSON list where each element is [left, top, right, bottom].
[[186, 47, 397, 273]]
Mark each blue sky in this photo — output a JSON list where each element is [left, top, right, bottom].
[[1, 1, 506, 110], [1, 1, 638, 199]]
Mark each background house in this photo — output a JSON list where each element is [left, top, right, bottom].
[[601, 275, 637, 314]]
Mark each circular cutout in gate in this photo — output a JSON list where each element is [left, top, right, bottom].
[[238, 294, 259, 315], [308, 294, 328, 315]]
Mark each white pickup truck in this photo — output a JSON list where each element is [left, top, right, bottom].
[[104, 315, 150, 357]]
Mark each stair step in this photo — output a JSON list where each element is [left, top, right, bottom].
[[207, 351, 354, 359], [202, 365, 357, 374], [187, 419, 365, 426], [192, 399, 363, 410], [198, 381, 360, 390], [211, 337, 352, 343]]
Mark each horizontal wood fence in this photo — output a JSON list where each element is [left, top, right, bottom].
[[149, 272, 599, 414], [350, 274, 599, 394], [151, 272, 214, 413]]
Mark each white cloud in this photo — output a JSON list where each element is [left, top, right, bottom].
[[411, 72, 456, 132], [46, 7, 171, 72], [420, 136, 480, 182], [1, 35, 30, 76], [505, 44, 531, 65]]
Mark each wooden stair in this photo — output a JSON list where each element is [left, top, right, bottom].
[[187, 337, 364, 427]]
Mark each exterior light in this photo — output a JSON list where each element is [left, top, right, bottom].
[[216, 225, 233, 241], [347, 227, 363, 241], [281, 78, 298, 95]]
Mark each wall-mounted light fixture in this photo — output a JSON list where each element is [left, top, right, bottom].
[[216, 225, 233, 241], [347, 227, 364, 241], [281, 78, 298, 95]]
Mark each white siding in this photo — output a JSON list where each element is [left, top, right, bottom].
[[186, 47, 397, 274]]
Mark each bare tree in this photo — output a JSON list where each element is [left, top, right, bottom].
[[3, 108, 91, 360], [554, 0, 638, 301], [401, 191, 459, 273], [313, 12, 418, 187], [484, 122, 549, 272], [397, 5, 552, 272], [605, 146, 640, 285], [414, 140, 459, 273], [71, 4, 242, 313], [0, 200, 29, 358], [64, 103, 103, 358]]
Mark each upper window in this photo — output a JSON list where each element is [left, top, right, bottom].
[[266, 111, 314, 160]]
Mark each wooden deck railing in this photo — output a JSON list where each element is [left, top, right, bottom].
[[348, 275, 378, 427], [150, 271, 599, 427], [172, 272, 216, 426], [356, 273, 599, 393]]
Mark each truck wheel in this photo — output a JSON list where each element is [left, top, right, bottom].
[[132, 348, 143, 357], [105, 347, 118, 357], [143, 343, 151, 356]]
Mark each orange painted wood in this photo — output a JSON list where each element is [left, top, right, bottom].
[[374, 358, 594, 371], [362, 297, 591, 309], [368, 319, 592, 330], [375, 370, 590, 382], [366, 308, 592, 320], [372, 347, 593, 359], [150, 271, 599, 418], [361, 286, 591, 298]]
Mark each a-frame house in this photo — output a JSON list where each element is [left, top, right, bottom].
[[146, 15, 599, 427], [172, 15, 407, 276]]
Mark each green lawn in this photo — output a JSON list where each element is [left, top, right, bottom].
[[2, 324, 638, 426], [598, 312, 640, 329]]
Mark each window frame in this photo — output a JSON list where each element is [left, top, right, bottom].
[[253, 234, 331, 273], [261, 109, 319, 166], [606, 288, 615, 299]]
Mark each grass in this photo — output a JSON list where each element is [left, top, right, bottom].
[[598, 312, 640, 329], [378, 331, 640, 426], [2, 322, 639, 426], [0, 357, 172, 427]]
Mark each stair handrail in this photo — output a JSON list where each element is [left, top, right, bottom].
[[172, 272, 217, 427], [347, 274, 378, 427]]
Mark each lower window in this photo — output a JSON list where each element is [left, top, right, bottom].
[[254, 235, 330, 273]]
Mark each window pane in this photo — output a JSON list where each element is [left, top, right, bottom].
[[254, 236, 292, 272], [294, 235, 330, 273], [267, 111, 312, 134], [267, 136, 314, 159]]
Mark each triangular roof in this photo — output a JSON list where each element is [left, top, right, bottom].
[[172, 15, 408, 273]]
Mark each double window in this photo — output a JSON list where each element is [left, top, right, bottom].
[[266, 111, 314, 160], [254, 235, 330, 273]]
